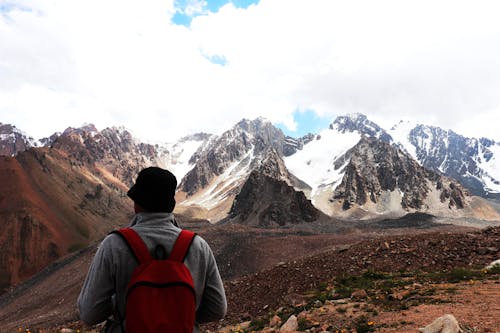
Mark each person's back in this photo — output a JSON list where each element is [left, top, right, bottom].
[[77, 167, 227, 332]]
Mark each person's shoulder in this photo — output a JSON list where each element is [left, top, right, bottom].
[[98, 231, 129, 251], [189, 232, 211, 251]]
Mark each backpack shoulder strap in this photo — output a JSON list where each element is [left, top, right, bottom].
[[169, 230, 196, 262], [111, 228, 152, 264]]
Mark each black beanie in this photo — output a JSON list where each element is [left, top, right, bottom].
[[127, 167, 177, 213]]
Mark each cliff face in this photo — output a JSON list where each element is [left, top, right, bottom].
[[0, 123, 36, 157], [332, 137, 468, 211], [0, 144, 133, 293], [51, 125, 169, 186], [406, 125, 500, 196], [180, 118, 286, 195], [228, 171, 320, 227], [228, 149, 320, 227]]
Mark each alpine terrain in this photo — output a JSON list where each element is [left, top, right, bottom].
[[0, 114, 499, 332]]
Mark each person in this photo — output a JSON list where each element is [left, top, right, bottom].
[[77, 167, 227, 332]]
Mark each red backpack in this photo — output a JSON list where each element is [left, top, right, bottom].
[[113, 228, 197, 333]]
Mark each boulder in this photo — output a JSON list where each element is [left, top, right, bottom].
[[486, 259, 500, 270], [351, 289, 368, 300], [269, 315, 282, 328], [418, 314, 462, 333], [280, 315, 298, 332]]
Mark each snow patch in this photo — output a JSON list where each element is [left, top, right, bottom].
[[0, 133, 15, 141], [183, 147, 255, 209], [477, 142, 500, 193], [169, 139, 205, 180], [388, 120, 418, 159], [285, 128, 361, 194]]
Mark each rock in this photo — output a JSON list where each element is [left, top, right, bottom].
[[60, 329, 74, 333], [351, 289, 368, 300], [240, 321, 252, 330], [486, 259, 500, 269], [280, 315, 298, 332], [313, 300, 323, 307], [328, 298, 349, 305], [270, 315, 282, 328], [391, 290, 410, 300], [418, 314, 461, 333]]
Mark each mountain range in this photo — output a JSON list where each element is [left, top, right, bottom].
[[0, 114, 499, 292]]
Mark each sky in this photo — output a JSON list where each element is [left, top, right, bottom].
[[1, 0, 500, 142]]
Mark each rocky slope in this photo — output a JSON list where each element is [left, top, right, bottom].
[[331, 137, 468, 214], [0, 222, 498, 332], [177, 118, 297, 221], [283, 133, 317, 156], [227, 149, 321, 227], [331, 113, 393, 142], [0, 123, 37, 156], [220, 226, 500, 328], [51, 124, 169, 186], [0, 123, 215, 292], [390, 121, 500, 197], [0, 147, 131, 294], [179, 118, 287, 195]]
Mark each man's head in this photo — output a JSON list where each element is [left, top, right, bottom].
[[127, 167, 177, 213]]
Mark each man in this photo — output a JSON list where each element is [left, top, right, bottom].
[[78, 167, 227, 332]]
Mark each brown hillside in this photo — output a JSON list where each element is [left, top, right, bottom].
[[0, 147, 131, 293]]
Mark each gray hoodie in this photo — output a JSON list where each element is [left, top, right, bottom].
[[77, 212, 227, 333]]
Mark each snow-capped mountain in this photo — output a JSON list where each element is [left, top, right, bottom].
[[3, 113, 499, 223], [331, 137, 469, 218], [283, 113, 500, 219], [177, 118, 309, 221], [162, 133, 213, 181], [285, 113, 499, 199], [390, 121, 500, 197], [0, 122, 38, 156], [227, 149, 324, 227], [331, 113, 393, 142]]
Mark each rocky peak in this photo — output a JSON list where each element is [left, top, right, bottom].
[[283, 133, 317, 157], [408, 125, 500, 196], [178, 132, 212, 143], [330, 113, 392, 142], [180, 118, 287, 195], [332, 137, 468, 211], [62, 123, 99, 136], [258, 149, 291, 182], [0, 123, 37, 156], [226, 144, 320, 227], [39, 132, 61, 147], [52, 125, 168, 186]]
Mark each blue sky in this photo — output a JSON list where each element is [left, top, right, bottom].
[[276, 110, 332, 138], [172, 0, 259, 26]]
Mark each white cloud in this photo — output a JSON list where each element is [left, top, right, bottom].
[[1, 0, 500, 142]]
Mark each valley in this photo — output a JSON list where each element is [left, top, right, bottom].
[[0, 113, 499, 332]]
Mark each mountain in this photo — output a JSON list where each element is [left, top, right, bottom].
[[330, 137, 469, 218], [0, 147, 131, 294], [50, 124, 170, 186], [331, 113, 393, 142], [285, 113, 499, 201], [0, 123, 216, 294], [0, 123, 38, 156], [164, 132, 213, 181], [283, 133, 317, 156], [226, 149, 322, 227], [1, 115, 499, 294], [177, 118, 296, 220], [390, 121, 500, 197]]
